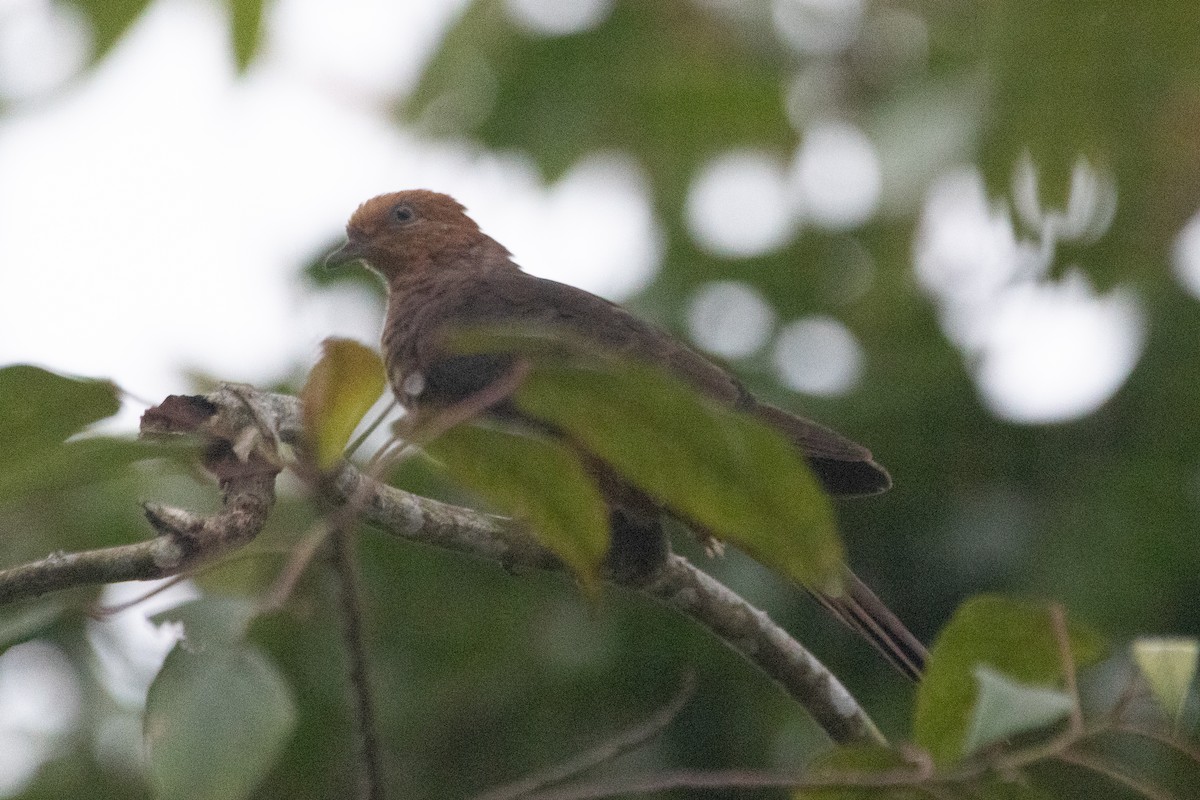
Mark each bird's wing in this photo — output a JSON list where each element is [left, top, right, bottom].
[[417, 271, 888, 493], [431, 271, 748, 405]]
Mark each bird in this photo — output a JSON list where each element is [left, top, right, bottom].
[[327, 189, 927, 680]]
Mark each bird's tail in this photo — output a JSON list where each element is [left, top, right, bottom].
[[811, 569, 928, 682]]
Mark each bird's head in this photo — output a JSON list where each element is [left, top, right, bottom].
[[326, 190, 509, 280]]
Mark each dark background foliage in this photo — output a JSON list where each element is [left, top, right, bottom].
[[2, 1, 1198, 798]]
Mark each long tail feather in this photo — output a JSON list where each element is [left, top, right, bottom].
[[811, 569, 928, 682]]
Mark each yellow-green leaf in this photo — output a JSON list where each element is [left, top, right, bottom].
[[1132, 637, 1198, 726], [424, 424, 610, 595], [227, 0, 264, 72], [71, 0, 154, 62], [300, 338, 386, 469]]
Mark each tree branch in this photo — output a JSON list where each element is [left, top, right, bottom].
[[0, 384, 884, 746]]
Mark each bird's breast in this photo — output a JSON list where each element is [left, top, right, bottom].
[[381, 282, 441, 411]]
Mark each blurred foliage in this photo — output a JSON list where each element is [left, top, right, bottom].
[[4, 0, 1200, 798]]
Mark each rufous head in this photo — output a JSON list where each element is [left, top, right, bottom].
[[326, 189, 510, 280]]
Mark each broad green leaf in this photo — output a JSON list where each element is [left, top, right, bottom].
[[145, 642, 296, 800], [962, 666, 1074, 755], [424, 423, 610, 595], [444, 327, 844, 592], [516, 360, 842, 594], [151, 596, 259, 649], [0, 436, 191, 509], [71, 0, 155, 62], [0, 364, 120, 467], [227, 0, 264, 72], [300, 338, 386, 469], [913, 596, 1103, 765], [1132, 637, 1198, 725], [0, 599, 69, 656]]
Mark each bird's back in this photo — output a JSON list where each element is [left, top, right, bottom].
[[383, 268, 889, 496]]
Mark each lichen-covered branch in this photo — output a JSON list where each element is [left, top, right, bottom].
[[647, 558, 883, 745], [0, 384, 883, 746]]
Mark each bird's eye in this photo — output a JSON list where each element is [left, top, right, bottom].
[[392, 204, 415, 224]]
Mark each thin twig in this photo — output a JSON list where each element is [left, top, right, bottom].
[[344, 398, 399, 461], [473, 672, 697, 800], [407, 359, 532, 447], [308, 361, 532, 799], [87, 572, 195, 618], [1111, 670, 1149, 723], [328, 511, 387, 800], [1050, 603, 1084, 734], [259, 519, 333, 613]]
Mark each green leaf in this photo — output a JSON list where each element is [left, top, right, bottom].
[[300, 338, 387, 469], [424, 423, 610, 595], [913, 596, 1103, 765], [515, 359, 842, 594], [227, 0, 264, 72], [441, 327, 844, 592], [0, 436, 191, 509], [0, 599, 70, 656], [962, 666, 1074, 755], [70, 0, 155, 62], [145, 642, 296, 800], [150, 597, 259, 649], [1132, 637, 1199, 725], [0, 364, 120, 467]]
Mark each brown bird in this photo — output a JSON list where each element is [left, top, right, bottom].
[[327, 189, 927, 680]]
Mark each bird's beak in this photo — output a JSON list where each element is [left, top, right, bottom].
[[325, 237, 368, 270]]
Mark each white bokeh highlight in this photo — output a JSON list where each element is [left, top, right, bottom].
[[0, 641, 81, 796], [915, 165, 1145, 423], [1172, 209, 1200, 301], [83, 580, 200, 774], [772, 0, 864, 55], [0, 0, 90, 100], [791, 119, 882, 230], [686, 149, 795, 258], [270, 0, 468, 98], [772, 315, 864, 396], [974, 273, 1145, 423], [687, 281, 776, 359], [1012, 153, 1117, 246], [484, 153, 663, 300], [504, 0, 613, 36]]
